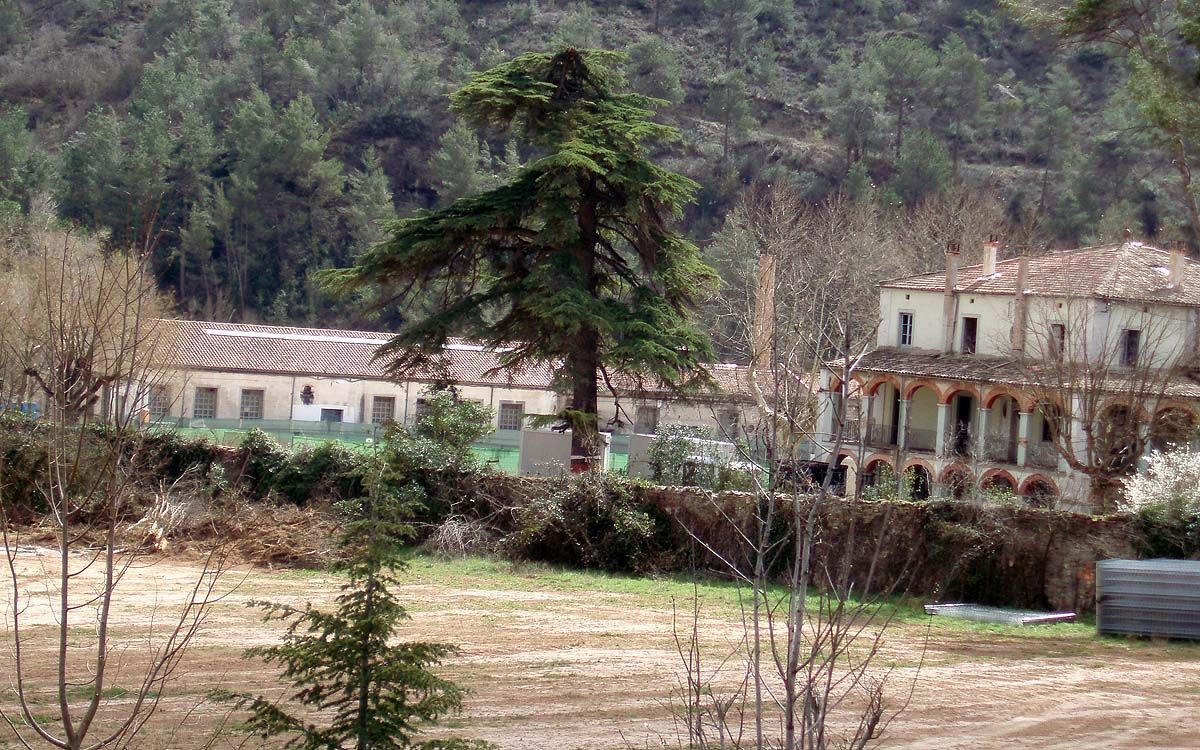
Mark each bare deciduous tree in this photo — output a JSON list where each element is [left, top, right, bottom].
[[1021, 295, 1188, 513], [0, 219, 237, 750], [671, 186, 918, 750]]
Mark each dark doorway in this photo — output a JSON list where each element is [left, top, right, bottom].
[[909, 465, 931, 500], [953, 394, 973, 455], [962, 317, 978, 354], [889, 389, 900, 446]]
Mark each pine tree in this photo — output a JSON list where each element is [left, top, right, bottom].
[[866, 35, 938, 162], [325, 48, 718, 464], [935, 33, 987, 180], [222, 454, 488, 750], [704, 70, 753, 161]]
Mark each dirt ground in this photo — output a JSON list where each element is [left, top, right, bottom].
[[2, 549, 1199, 750]]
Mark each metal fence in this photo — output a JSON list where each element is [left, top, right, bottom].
[[1096, 559, 1200, 640]]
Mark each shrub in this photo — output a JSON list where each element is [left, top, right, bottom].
[[505, 474, 668, 573], [1122, 447, 1200, 516]]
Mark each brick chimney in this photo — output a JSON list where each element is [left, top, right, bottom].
[[1169, 240, 1187, 288], [1011, 248, 1030, 356], [982, 234, 1000, 276], [943, 241, 960, 352]]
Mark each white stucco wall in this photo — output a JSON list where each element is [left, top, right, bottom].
[[882, 285, 1200, 367], [162, 369, 560, 430]]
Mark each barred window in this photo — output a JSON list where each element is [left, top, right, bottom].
[[240, 389, 264, 420], [371, 396, 396, 425], [498, 401, 524, 431], [634, 405, 659, 435], [148, 386, 170, 418], [717, 408, 739, 439], [193, 387, 218, 419]]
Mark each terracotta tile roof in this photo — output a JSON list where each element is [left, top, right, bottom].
[[607, 365, 782, 402], [842, 347, 1200, 400], [882, 242, 1200, 306], [165, 319, 557, 389], [163, 319, 762, 399]]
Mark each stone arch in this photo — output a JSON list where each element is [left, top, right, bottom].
[[983, 387, 1034, 411], [980, 468, 1017, 493], [903, 379, 944, 401], [1096, 401, 1144, 473], [862, 375, 900, 397], [940, 463, 973, 500], [861, 455, 895, 488], [902, 458, 933, 500], [1019, 473, 1058, 496], [939, 383, 981, 405], [1019, 474, 1059, 509], [1150, 405, 1198, 452]]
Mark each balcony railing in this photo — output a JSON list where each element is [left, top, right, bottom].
[[863, 422, 898, 449], [907, 428, 937, 452], [1028, 441, 1059, 469], [983, 434, 1017, 464]]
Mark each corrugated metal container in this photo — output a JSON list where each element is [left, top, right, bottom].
[[1096, 559, 1200, 640]]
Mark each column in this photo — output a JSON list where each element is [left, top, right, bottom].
[[817, 388, 837, 445], [897, 397, 910, 450], [975, 406, 991, 461], [1017, 410, 1032, 467], [1066, 394, 1086, 473], [862, 394, 875, 445], [935, 402, 949, 457]]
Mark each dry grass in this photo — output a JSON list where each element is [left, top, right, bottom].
[[2, 552, 1199, 750]]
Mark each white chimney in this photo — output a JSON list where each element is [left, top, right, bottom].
[[982, 234, 1000, 276], [1169, 241, 1187, 288]]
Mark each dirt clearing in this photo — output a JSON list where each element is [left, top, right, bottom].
[[2, 551, 1198, 749]]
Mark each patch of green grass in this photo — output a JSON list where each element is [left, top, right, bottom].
[[394, 554, 1200, 656]]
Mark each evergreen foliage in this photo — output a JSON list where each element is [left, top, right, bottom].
[[326, 48, 718, 458], [0, 0, 1195, 322], [221, 444, 490, 750]]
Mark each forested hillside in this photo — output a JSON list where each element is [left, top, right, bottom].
[[0, 0, 1171, 328]]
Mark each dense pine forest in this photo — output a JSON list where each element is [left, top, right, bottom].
[[0, 0, 1176, 329]]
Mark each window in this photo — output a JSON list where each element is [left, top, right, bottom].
[[634, 405, 659, 434], [961, 317, 978, 355], [1120, 329, 1141, 367], [413, 398, 429, 424], [498, 401, 524, 431], [148, 386, 170, 418], [320, 408, 344, 423], [898, 312, 914, 347], [1049, 323, 1066, 361], [240, 389, 264, 420], [193, 387, 218, 419], [717, 408, 739, 439], [371, 396, 396, 425]]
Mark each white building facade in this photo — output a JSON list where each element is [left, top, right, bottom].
[[146, 320, 761, 459], [813, 240, 1200, 510]]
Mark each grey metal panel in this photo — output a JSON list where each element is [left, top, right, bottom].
[[1096, 559, 1200, 640]]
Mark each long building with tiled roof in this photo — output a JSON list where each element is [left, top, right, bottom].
[[168, 319, 556, 389], [153, 319, 769, 454]]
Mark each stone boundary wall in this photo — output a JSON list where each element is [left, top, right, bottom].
[[485, 477, 1145, 614]]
